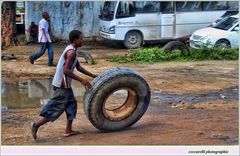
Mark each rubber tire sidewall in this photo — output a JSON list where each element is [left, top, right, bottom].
[[85, 72, 150, 131], [215, 39, 230, 48], [77, 51, 94, 64], [123, 31, 143, 49], [163, 41, 189, 55]]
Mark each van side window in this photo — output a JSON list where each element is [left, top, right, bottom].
[[227, 1, 239, 10], [100, 1, 117, 21], [203, 1, 228, 11], [116, 1, 135, 18], [161, 2, 174, 13], [135, 1, 160, 13], [176, 2, 202, 12]]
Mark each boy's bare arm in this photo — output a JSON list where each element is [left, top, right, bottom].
[[76, 61, 97, 78], [64, 50, 92, 89]]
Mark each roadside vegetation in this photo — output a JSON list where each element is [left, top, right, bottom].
[[108, 47, 239, 64]]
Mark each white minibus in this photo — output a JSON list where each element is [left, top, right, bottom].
[[99, 1, 238, 48]]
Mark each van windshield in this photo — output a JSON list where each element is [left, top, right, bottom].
[[212, 16, 238, 30], [100, 1, 117, 21]]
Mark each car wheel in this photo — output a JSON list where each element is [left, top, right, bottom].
[[123, 31, 143, 49], [215, 39, 230, 48], [83, 67, 151, 132]]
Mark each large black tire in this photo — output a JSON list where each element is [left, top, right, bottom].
[[123, 31, 143, 49], [215, 39, 231, 48], [77, 51, 95, 64], [162, 41, 189, 54], [83, 67, 151, 131]]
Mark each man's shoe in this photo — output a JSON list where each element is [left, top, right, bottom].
[[29, 56, 34, 64], [31, 122, 38, 140]]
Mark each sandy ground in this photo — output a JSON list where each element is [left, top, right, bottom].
[[1, 41, 239, 145]]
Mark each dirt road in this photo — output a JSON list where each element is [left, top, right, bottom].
[[1, 41, 239, 145]]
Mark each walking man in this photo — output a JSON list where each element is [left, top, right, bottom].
[[29, 12, 54, 66]]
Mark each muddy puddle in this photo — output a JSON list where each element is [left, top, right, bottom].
[[1, 78, 85, 111], [1, 77, 238, 112]]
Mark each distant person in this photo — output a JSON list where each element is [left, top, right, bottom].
[[26, 21, 38, 44], [30, 30, 98, 140], [29, 12, 54, 66]]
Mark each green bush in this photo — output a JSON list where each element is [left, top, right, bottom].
[[108, 47, 238, 64]]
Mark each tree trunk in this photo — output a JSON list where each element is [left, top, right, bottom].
[[1, 2, 18, 48]]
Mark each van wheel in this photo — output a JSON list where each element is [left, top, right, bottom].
[[162, 41, 189, 55], [77, 51, 95, 64], [83, 67, 151, 132], [123, 31, 143, 49], [215, 39, 230, 48]]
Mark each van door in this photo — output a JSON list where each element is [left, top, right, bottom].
[[160, 2, 175, 38], [133, 1, 160, 40]]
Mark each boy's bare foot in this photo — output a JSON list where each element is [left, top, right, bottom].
[[63, 131, 80, 137], [31, 122, 38, 140]]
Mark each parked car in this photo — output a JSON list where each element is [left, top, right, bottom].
[[190, 14, 239, 49]]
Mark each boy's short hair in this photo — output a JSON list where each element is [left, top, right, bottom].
[[69, 30, 82, 43]]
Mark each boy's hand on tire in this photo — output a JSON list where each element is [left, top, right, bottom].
[[81, 79, 92, 90], [93, 74, 98, 78]]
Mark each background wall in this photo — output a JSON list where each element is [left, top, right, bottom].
[[25, 1, 103, 40]]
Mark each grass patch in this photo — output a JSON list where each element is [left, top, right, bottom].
[[108, 47, 238, 64], [91, 59, 97, 65]]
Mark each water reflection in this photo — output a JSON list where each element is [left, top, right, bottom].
[[1, 78, 85, 110]]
